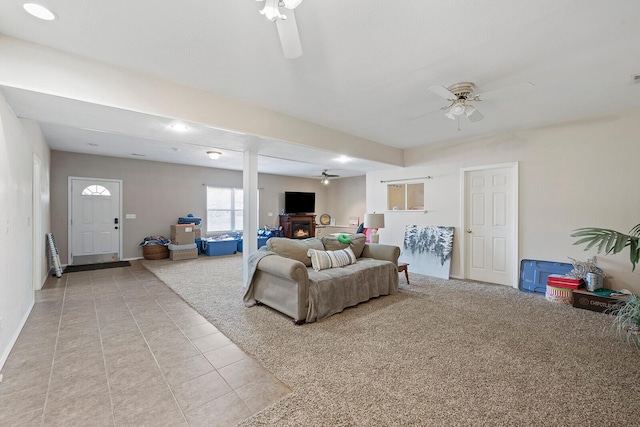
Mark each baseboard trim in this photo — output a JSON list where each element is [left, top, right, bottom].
[[0, 300, 35, 371]]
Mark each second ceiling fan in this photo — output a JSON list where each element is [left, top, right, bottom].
[[425, 81, 534, 124], [256, 0, 303, 59]]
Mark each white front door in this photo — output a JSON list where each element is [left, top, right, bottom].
[[463, 164, 518, 286], [69, 178, 122, 265]]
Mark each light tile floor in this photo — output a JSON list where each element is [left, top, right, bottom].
[[0, 261, 290, 426]]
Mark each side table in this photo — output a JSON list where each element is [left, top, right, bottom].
[[398, 262, 409, 284]]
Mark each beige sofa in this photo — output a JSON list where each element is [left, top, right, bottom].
[[244, 234, 400, 324]]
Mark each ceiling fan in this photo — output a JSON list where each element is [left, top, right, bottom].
[[315, 170, 340, 185], [413, 81, 534, 124], [256, 0, 303, 59]]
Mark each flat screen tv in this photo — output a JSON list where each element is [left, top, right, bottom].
[[284, 192, 315, 214]]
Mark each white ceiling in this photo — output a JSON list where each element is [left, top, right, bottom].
[[1, 0, 639, 178]]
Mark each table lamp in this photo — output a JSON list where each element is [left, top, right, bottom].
[[364, 213, 385, 244]]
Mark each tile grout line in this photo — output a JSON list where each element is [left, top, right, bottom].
[[91, 274, 118, 427], [39, 273, 68, 427], [115, 267, 190, 425], [135, 263, 255, 416]]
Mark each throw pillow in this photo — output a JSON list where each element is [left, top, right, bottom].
[[321, 233, 366, 258], [307, 247, 357, 271], [267, 237, 324, 267]]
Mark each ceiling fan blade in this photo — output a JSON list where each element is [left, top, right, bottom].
[[428, 85, 456, 100], [275, 9, 302, 59], [466, 108, 484, 122], [406, 106, 448, 122], [476, 82, 534, 101]]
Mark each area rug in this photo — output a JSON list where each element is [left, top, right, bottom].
[[63, 260, 131, 273], [140, 255, 640, 426]]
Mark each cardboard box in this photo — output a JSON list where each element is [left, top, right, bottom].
[[572, 290, 628, 313], [169, 248, 198, 260], [194, 228, 202, 239], [170, 224, 195, 245]]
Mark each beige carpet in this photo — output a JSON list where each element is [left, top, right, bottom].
[[141, 255, 640, 426]]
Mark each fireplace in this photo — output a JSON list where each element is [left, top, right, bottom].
[[292, 221, 311, 238], [279, 214, 316, 239]]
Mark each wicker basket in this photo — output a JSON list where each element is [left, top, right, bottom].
[[143, 244, 169, 260]]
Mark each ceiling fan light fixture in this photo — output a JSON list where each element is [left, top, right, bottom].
[[207, 151, 221, 160], [450, 102, 466, 116], [444, 109, 456, 120], [464, 105, 476, 117], [321, 178, 330, 185]]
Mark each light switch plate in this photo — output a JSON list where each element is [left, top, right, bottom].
[[125, 214, 136, 219]]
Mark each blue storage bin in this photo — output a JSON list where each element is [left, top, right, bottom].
[[519, 259, 574, 294], [195, 238, 203, 255], [201, 239, 237, 256], [237, 237, 269, 253]]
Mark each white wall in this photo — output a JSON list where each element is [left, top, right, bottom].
[[323, 176, 366, 227], [368, 108, 640, 293], [0, 93, 50, 369]]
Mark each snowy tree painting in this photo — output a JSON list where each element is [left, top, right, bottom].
[[399, 225, 454, 279]]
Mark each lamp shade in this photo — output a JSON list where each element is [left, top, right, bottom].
[[364, 213, 385, 229]]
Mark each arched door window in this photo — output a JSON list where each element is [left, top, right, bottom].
[[81, 184, 111, 196]]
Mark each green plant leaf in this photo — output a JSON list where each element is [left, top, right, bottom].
[[572, 227, 639, 271], [630, 238, 639, 271]]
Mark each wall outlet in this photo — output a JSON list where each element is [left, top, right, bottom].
[[267, 212, 273, 217]]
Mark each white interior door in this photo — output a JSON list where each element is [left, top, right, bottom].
[[69, 178, 122, 265], [464, 164, 517, 286]]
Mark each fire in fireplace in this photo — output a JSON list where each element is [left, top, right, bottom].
[[292, 221, 311, 239]]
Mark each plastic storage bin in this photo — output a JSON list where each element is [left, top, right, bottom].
[[201, 239, 237, 256], [519, 259, 574, 294], [237, 237, 269, 253]]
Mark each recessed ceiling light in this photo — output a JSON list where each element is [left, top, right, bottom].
[[23, 3, 56, 20], [335, 155, 351, 163], [207, 151, 221, 160], [87, 143, 99, 146], [131, 153, 146, 157], [169, 123, 189, 132]]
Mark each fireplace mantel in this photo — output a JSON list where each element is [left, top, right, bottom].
[[279, 214, 316, 239]]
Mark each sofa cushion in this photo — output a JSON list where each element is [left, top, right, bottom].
[[321, 233, 366, 258], [266, 237, 324, 267], [307, 247, 357, 271]]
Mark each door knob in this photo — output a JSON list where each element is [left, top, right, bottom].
[[466, 229, 472, 233]]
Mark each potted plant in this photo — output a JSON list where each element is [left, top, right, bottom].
[[571, 224, 640, 270], [609, 294, 640, 347], [572, 224, 640, 347]]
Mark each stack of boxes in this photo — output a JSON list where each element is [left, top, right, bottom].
[[545, 274, 584, 305], [169, 224, 198, 260]]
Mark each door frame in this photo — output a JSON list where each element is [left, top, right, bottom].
[[459, 162, 519, 288], [32, 154, 43, 291], [67, 176, 123, 266]]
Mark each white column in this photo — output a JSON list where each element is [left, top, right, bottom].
[[242, 150, 259, 287]]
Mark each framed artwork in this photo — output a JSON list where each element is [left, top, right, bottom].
[[399, 225, 454, 279]]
